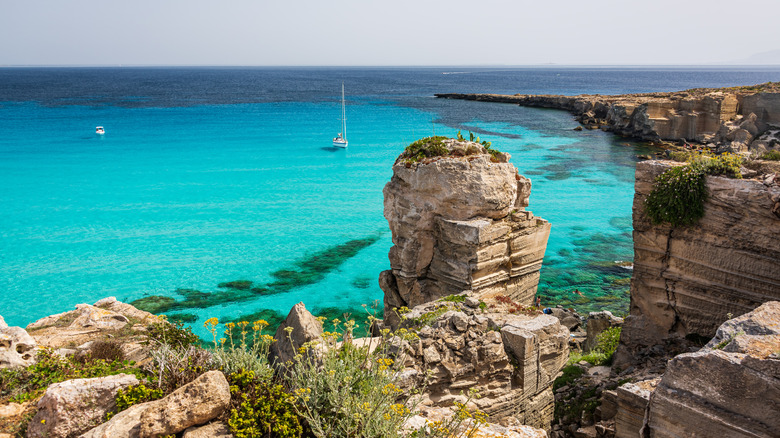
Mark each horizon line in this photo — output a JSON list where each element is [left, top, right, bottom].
[[2, 64, 780, 69]]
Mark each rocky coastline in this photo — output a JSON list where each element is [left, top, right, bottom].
[[436, 82, 780, 156], [1, 135, 779, 438]]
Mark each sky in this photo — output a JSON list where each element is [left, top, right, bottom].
[[2, 0, 780, 66]]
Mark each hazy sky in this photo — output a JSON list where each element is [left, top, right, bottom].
[[2, 0, 779, 66]]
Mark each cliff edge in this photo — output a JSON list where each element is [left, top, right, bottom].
[[614, 160, 780, 369]]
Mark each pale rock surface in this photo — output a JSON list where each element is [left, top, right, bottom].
[[615, 160, 780, 368], [183, 421, 234, 437], [381, 140, 550, 327], [642, 301, 780, 438], [26, 298, 162, 364], [81, 370, 230, 438], [0, 403, 25, 418], [270, 302, 323, 367], [396, 298, 568, 430], [27, 374, 139, 438], [0, 323, 37, 369]]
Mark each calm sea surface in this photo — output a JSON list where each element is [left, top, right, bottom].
[[2, 67, 779, 335]]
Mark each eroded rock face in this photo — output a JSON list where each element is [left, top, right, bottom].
[[614, 160, 780, 368], [381, 140, 550, 327], [0, 323, 37, 369], [396, 297, 569, 430], [642, 301, 780, 438], [27, 374, 139, 438]]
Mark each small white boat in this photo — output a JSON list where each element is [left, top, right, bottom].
[[332, 83, 348, 148], [95, 126, 105, 135]]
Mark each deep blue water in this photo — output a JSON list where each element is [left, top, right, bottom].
[[2, 67, 779, 335]]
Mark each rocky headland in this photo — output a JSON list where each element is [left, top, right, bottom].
[[436, 82, 780, 156]]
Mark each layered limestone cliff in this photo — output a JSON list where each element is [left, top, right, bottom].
[[380, 139, 550, 327], [437, 83, 780, 154], [614, 160, 780, 368]]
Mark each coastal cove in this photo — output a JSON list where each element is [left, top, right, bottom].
[[2, 67, 780, 337]]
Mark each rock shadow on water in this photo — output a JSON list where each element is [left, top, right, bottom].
[[131, 235, 381, 315]]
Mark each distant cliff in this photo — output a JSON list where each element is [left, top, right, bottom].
[[613, 160, 780, 368], [436, 83, 780, 155]]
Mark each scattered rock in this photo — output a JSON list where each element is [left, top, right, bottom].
[[269, 302, 323, 368]]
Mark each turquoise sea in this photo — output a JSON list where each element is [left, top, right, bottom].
[[2, 67, 779, 336]]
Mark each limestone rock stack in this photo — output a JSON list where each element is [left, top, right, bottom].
[[380, 139, 550, 327], [614, 160, 780, 368]]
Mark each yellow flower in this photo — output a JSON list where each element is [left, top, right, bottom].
[[204, 317, 219, 328]]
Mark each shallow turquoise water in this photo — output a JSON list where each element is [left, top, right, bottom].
[[4, 67, 777, 336]]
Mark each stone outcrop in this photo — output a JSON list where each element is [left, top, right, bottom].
[[27, 374, 139, 438], [584, 311, 623, 353], [641, 301, 780, 438], [395, 296, 569, 430], [614, 160, 780, 368], [81, 370, 230, 438], [269, 302, 323, 367], [436, 84, 780, 153], [0, 321, 37, 369], [380, 139, 550, 327], [25, 297, 162, 364]]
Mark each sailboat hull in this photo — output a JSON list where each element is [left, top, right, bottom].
[[333, 139, 348, 148]]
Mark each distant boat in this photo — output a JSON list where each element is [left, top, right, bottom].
[[332, 83, 348, 148], [95, 126, 105, 135]]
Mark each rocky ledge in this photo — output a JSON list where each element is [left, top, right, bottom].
[[437, 82, 780, 155]]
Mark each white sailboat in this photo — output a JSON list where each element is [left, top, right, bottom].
[[332, 83, 348, 148]]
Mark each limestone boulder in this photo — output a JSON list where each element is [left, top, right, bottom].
[[270, 302, 323, 367], [0, 323, 37, 369], [27, 374, 139, 438], [81, 370, 230, 438]]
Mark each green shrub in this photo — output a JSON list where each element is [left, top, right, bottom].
[[0, 349, 145, 404], [146, 319, 201, 350], [227, 369, 303, 438], [204, 318, 275, 379], [645, 165, 707, 227], [108, 384, 164, 420], [760, 150, 780, 160], [402, 137, 449, 163], [146, 345, 215, 394], [285, 319, 419, 438], [553, 365, 585, 391]]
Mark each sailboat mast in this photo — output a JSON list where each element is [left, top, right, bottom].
[[341, 83, 347, 140]]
